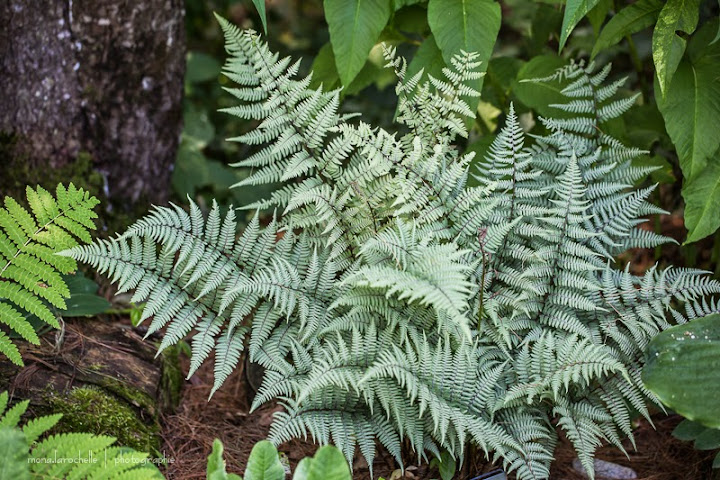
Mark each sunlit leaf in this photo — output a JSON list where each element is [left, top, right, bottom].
[[652, 0, 700, 97]]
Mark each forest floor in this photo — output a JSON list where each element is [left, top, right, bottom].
[[158, 350, 716, 480]]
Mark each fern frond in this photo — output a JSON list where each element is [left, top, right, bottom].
[[0, 184, 98, 366]]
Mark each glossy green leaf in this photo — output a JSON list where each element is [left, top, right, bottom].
[[559, 0, 601, 52], [673, 418, 709, 441], [683, 162, 720, 243], [652, 0, 700, 97], [324, 0, 392, 86], [310, 43, 341, 91], [643, 314, 720, 429], [694, 428, 720, 450], [656, 21, 720, 242], [59, 294, 110, 317], [427, 0, 501, 109], [591, 0, 663, 58], [252, 0, 268, 34], [245, 440, 285, 480], [292, 445, 351, 480], [405, 34, 446, 85], [58, 272, 110, 317]]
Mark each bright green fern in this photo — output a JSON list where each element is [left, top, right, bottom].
[[0, 391, 164, 479], [0, 184, 99, 365], [63, 20, 720, 480]]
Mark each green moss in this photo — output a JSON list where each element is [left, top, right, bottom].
[[0, 144, 104, 204], [44, 386, 160, 453], [159, 344, 184, 411]]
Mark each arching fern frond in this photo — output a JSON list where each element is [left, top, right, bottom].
[[0, 184, 98, 366]]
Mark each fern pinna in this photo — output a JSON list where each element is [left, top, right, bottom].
[[63, 19, 720, 480], [0, 391, 163, 479], [0, 184, 98, 366]]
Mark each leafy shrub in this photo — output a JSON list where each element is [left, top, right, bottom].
[[0, 184, 99, 365], [0, 391, 163, 479], [64, 20, 720, 480]]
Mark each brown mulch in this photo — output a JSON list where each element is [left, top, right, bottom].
[[551, 414, 717, 480], [159, 354, 436, 480]]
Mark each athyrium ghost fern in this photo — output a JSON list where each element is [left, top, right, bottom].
[[63, 20, 720, 479]]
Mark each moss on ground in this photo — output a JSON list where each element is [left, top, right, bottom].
[[44, 386, 160, 454]]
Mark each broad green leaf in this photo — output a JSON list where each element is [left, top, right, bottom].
[[559, 0, 601, 52], [586, 0, 612, 37], [427, 0, 501, 109], [310, 43, 341, 91], [643, 314, 720, 429], [673, 419, 709, 441], [657, 18, 720, 177], [292, 445, 351, 480], [512, 54, 570, 117], [656, 21, 720, 242], [207, 439, 243, 480], [245, 440, 285, 480], [252, 0, 268, 34], [324, 0, 392, 86], [59, 294, 110, 317], [58, 272, 110, 317], [683, 162, 720, 243], [694, 428, 720, 450], [405, 34, 446, 85], [652, 0, 700, 97], [591, 0, 663, 58]]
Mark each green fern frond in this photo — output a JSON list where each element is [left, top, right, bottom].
[[0, 184, 98, 366]]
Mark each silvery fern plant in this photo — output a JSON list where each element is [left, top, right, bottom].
[[62, 17, 720, 480]]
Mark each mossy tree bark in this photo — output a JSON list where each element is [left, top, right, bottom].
[[0, 0, 185, 207]]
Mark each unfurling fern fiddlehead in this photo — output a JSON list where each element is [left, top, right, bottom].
[[63, 21, 720, 480], [0, 184, 98, 365]]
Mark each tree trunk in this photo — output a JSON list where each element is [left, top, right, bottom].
[[0, 0, 185, 207]]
